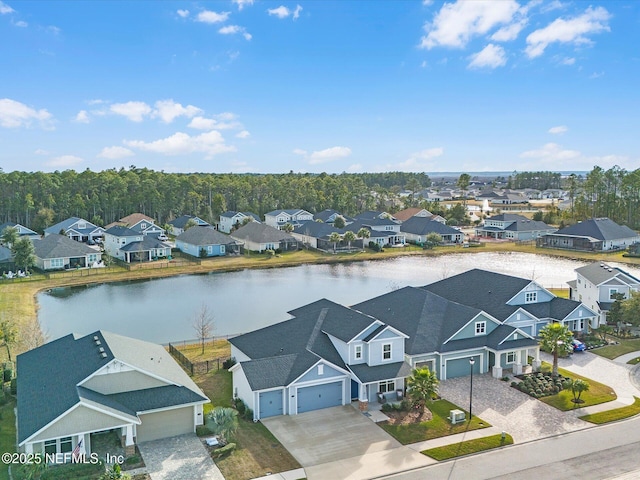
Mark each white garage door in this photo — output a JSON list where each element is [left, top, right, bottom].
[[137, 406, 194, 443]]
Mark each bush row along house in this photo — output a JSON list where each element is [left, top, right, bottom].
[[229, 268, 597, 421]]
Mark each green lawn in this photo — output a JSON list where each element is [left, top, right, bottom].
[[579, 397, 640, 424], [591, 338, 640, 360], [378, 399, 491, 445], [422, 433, 514, 461], [539, 363, 617, 411], [193, 370, 301, 480], [0, 398, 16, 480]]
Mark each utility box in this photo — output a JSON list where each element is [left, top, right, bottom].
[[450, 409, 465, 424]]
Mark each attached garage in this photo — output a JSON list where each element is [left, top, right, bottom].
[[137, 406, 194, 442], [445, 356, 481, 380], [297, 381, 343, 414], [259, 389, 283, 418]]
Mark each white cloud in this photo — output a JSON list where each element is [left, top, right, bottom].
[[196, 10, 230, 24], [590, 71, 605, 79], [124, 130, 236, 158], [491, 18, 527, 42], [0, 1, 14, 14], [294, 146, 352, 164], [188, 116, 217, 130], [87, 99, 106, 105], [268, 5, 302, 20], [548, 125, 568, 135], [177, 9, 189, 18], [525, 6, 611, 58], [236, 130, 250, 139], [233, 0, 254, 10], [46, 25, 61, 35], [153, 99, 202, 123], [98, 146, 134, 159], [420, 0, 520, 49], [110, 101, 152, 122], [468, 44, 507, 69], [218, 25, 252, 40], [0, 98, 53, 128], [47, 155, 83, 168], [561, 56, 575, 65], [540, 0, 566, 14], [14, 20, 27, 27], [34, 149, 49, 155], [422, 0, 434, 5], [187, 115, 241, 131], [74, 110, 90, 123], [519, 142, 580, 161]]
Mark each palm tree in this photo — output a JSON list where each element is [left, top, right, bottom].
[[282, 223, 294, 233], [569, 378, 590, 404], [538, 323, 573, 378], [343, 231, 356, 251], [1, 226, 18, 248], [329, 232, 342, 253], [356, 227, 370, 251], [208, 407, 238, 443], [407, 367, 439, 412]]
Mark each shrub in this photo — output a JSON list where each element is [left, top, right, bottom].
[[511, 381, 518, 388], [196, 425, 214, 437], [368, 241, 382, 252], [10, 378, 16, 395], [212, 442, 236, 458], [381, 403, 394, 413], [501, 376, 509, 382], [222, 357, 236, 369], [233, 397, 246, 415], [3, 369, 12, 383]]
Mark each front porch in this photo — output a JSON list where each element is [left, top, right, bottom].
[[489, 346, 541, 379]]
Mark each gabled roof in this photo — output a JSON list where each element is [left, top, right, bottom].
[[348, 361, 413, 384], [400, 217, 460, 236], [313, 209, 342, 222], [17, 330, 208, 445], [220, 211, 261, 221], [117, 213, 155, 226], [31, 234, 96, 259], [105, 225, 140, 237], [0, 222, 39, 236], [231, 222, 296, 243], [0, 245, 13, 263], [265, 209, 311, 216], [176, 226, 234, 246], [485, 213, 529, 222], [169, 215, 209, 229], [292, 222, 346, 239], [393, 208, 433, 222], [575, 262, 640, 286], [118, 236, 170, 252], [504, 219, 555, 232], [44, 217, 100, 235], [553, 218, 639, 241], [354, 211, 394, 221], [353, 287, 482, 355]]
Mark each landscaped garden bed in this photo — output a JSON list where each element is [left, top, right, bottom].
[[511, 372, 571, 399]]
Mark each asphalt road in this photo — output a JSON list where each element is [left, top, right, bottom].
[[381, 413, 640, 480]]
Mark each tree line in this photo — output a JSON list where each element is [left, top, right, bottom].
[[0, 168, 431, 232]]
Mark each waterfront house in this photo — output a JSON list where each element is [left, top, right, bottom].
[[175, 226, 240, 257], [400, 217, 463, 244], [44, 217, 105, 243], [264, 209, 313, 230], [106, 213, 165, 238], [218, 211, 261, 234], [17, 331, 209, 458], [475, 214, 556, 241], [167, 215, 210, 236], [537, 218, 640, 252], [32, 234, 101, 270], [104, 226, 171, 263], [230, 222, 298, 253], [393, 207, 446, 224]]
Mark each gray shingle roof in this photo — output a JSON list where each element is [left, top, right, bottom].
[[0, 246, 13, 263], [0, 222, 38, 236], [169, 215, 209, 229], [575, 262, 640, 286], [400, 217, 460, 236], [31, 234, 97, 259], [293, 222, 346, 239], [118, 236, 170, 252], [231, 222, 296, 243], [553, 218, 639, 241], [348, 361, 413, 384], [108, 385, 207, 412], [176, 226, 234, 246], [44, 217, 100, 236], [105, 225, 139, 237]]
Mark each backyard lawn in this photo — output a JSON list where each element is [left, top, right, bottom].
[[193, 369, 301, 480], [173, 339, 232, 362], [539, 363, 617, 410], [378, 399, 490, 445]]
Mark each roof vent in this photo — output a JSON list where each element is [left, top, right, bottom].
[[94, 340, 101, 345], [99, 347, 104, 353], [93, 335, 99, 341], [608, 268, 613, 272], [100, 352, 107, 359]]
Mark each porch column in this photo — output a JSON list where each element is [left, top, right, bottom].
[[532, 346, 542, 371], [358, 383, 369, 412], [492, 352, 503, 378], [124, 424, 135, 456]]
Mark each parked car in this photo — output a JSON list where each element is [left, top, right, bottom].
[[158, 234, 169, 241], [572, 339, 586, 352]]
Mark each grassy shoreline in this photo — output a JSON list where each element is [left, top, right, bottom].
[[2, 242, 639, 359]]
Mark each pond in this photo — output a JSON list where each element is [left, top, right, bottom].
[[36, 252, 640, 344]]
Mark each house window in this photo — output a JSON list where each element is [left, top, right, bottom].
[[609, 289, 619, 300], [207, 246, 213, 254], [525, 292, 537, 303], [141, 223, 146, 229], [506, 352, 517, 363], [50, 258, 64, 268], [382, 343, 392, 360], [44, 440, 56, 455], [354, 345, 362, 360], [220, 245, 225, 254], [475, 322, 486, 335], [60, 437, 73, 453], [379, 380, 395, 393]]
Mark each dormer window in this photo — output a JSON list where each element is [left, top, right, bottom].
[[382, 343, 391, 360], [141, 223, 146, 229], [475, 321, 486, 335], [525, 292, 537, 303], [354, 345, 362, 360]]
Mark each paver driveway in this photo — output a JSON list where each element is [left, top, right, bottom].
[[138, 433, 224, 480]]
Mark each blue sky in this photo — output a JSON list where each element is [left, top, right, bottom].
[[0, 0, 638, 174]]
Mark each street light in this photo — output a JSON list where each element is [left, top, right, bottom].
[[469, 357, 475, 422]]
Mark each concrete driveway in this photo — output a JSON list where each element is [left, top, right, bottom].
[[262, 405, 432, 480], [138, 434, 224, 480]]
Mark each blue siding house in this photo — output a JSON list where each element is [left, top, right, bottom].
[[175, 226, 238, 258]]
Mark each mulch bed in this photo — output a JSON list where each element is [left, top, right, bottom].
[[383, 407, 433, 425]]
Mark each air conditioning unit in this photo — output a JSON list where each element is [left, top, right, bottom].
[[449, 409, 465, 424]]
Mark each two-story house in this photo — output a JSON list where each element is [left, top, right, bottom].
[[264, 209, 313, 230], [475, 214, 556, 241], [44, 217, 105, 243], [568, 262, 640, 326], [228, 269, 594, 419], [345, 217, 405, 247], [106, 213, 165, 238], [0, 222, 39, 239], [104, 226, 170, 263], [218, 211, 261, 234], [167, 215, 210, 236]]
